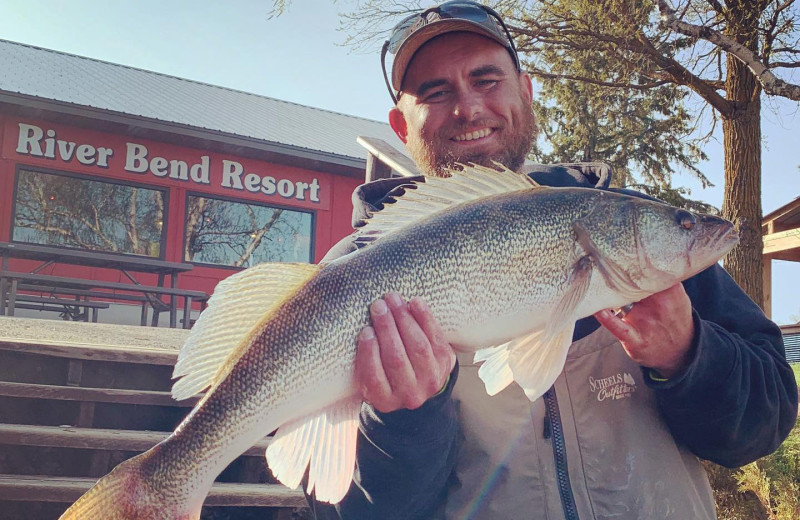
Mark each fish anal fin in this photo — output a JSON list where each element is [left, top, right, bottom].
[[266, 397, 361, 504], [171, 262, 319, 401]]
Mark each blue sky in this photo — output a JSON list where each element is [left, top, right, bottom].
[[3, 0, 799, 324]]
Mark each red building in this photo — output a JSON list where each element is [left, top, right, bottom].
[[0, 39, 403, 324]]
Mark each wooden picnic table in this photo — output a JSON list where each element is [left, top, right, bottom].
[[0, 242, 206, 329]]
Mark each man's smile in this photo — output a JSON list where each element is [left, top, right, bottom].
[[452, 127, 495, 142]]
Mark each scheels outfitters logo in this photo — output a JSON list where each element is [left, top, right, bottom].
[[588, 372, 637, 401]]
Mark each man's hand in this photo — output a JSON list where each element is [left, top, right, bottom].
[[356, 292, 456, 413], [594, 283, 695, 379]]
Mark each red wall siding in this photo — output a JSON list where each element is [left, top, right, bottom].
[[0, 112, 363, 294]]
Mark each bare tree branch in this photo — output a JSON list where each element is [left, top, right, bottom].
[[529, 69, 670, 89], [659, 0, 800, 100], [633, 29, 735, 117]]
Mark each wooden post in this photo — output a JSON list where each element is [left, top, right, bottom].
[[762, 256, 772, 318], [365, 152, 393, 182]]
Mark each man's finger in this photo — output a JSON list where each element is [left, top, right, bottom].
[[385, 293, 439, 378], [409, 296, 455, 390], [594, 308, 643, 347], [355, 325, 393, 409], [371, 297, 418, 403]]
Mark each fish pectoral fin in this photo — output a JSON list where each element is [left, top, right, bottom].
[[572, 220, 641, 301], [171, 262, 319, 401], [507, 325, 575, 402], [551, 255, 593, 324], [474, 257, 590, 400], [266, 396, 361, 504], [474, 343, 515, 396]]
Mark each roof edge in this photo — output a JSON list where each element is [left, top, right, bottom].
[[0, 92, 368, 178], [0, 38, 390, 127]]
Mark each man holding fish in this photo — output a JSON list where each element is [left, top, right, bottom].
[[309, 2, 799, 519], [58, 3, 798, 519]]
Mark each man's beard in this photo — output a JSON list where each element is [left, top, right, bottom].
[[406, 105, 538, 178]]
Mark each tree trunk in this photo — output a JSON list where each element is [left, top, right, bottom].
[[721, 3, 764, 308]]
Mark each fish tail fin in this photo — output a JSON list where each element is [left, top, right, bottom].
[[60, 450, 201, 520]]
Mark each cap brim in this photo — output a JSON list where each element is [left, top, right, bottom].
[[391, 19, 510, 93]]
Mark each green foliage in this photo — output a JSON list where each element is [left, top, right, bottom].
[[629, 183, 719, 214], [530, 80, 710, 190]]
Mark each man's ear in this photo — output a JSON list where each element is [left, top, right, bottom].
[[520, 73, 533, 104], [389, 107, 408, 144]]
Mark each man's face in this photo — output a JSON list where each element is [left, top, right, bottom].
[[389, 32, 537, 177]]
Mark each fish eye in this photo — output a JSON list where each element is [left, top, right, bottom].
[[676, 210, 696, 230]]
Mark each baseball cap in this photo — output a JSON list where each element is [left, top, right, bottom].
[[381, 1, 520, 103]]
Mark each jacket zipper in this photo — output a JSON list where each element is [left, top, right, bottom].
[[543, 387, 579, 520]]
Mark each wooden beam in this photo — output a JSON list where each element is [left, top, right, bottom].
[[0, 423, 271, 456], [0, 381, 198, 407], [365, 152, 393, 182], [763, 228, 800, 256], [0, 475, 307, 507], [762, 257, 772, 319], [0, 339, 179, 365], [0, 316, 186, 365]]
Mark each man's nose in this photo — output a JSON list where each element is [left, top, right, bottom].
[[452, 90, 483, 121]]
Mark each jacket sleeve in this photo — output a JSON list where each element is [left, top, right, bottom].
[[307, 365, 460, 520], [647, 264, 798, 467]]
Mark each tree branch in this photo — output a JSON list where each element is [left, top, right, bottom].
[[633, 30, 735, 117], [658, 0, 800, 101], [530, 69, 670, 90]]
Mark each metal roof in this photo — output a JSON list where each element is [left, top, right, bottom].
[[0, 39, 403, 164]]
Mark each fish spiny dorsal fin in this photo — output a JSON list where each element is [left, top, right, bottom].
[[359, 163, 538, 243], [171, 262, 319, 401]]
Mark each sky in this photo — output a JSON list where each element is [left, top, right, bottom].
[[2, 0, 799, 324]]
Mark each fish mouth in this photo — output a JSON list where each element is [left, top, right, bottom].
[[687, 216, 739, 274], [706, 217, 739, 255]]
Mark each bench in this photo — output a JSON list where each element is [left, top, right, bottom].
[[16, 283, 178, 325], [2, 271, 209, 328], [7, 294, 110, 322], [0, 318, 308, 519]]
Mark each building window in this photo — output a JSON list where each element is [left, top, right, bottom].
[[12, 168, 166, 257], [184, 195, 313, 267]]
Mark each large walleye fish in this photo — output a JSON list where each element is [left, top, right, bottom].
[[60, 165, 738, 518]]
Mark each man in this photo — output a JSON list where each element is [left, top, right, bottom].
[[308, 2, 798, 519]]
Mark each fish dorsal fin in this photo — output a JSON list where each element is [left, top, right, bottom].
[[267, 396, 362, 503], [171, 262, 320, 401], [359, 163, 538, 242]]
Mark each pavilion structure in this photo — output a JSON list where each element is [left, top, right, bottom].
[[762, 197, 800, 321]]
